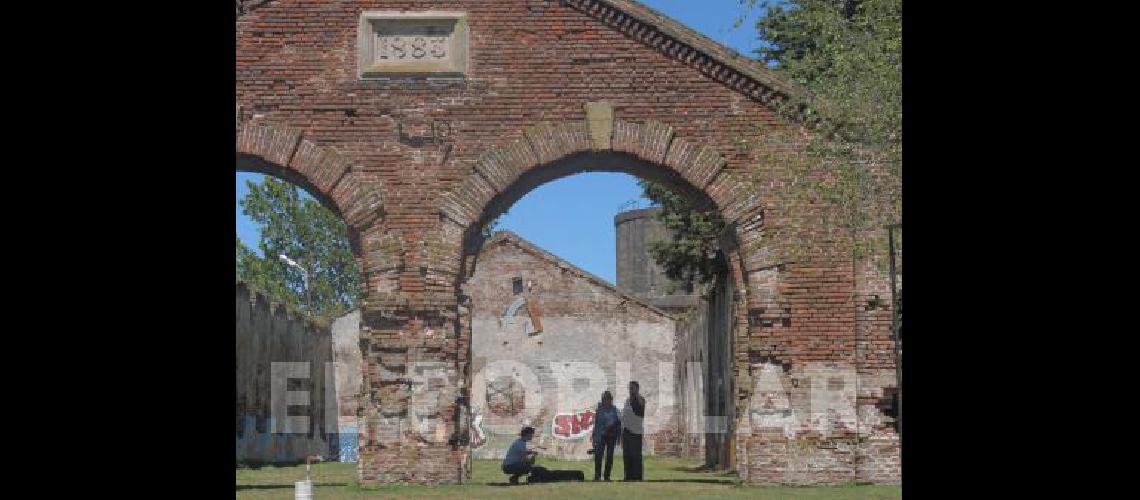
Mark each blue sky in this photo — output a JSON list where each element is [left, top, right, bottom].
[[237, 1, 768, 284]]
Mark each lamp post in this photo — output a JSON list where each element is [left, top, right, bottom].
[[278, 254, 311, 316], [279, 253, 318, 491]]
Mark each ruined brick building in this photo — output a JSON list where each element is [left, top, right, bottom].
[[237, 0, 900, 485], [466, 231, 676, 460], [328, 226, 684, 463], [241, 210, 737, 467]]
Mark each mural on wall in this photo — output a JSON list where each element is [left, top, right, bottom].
[[470, 403, 487, 449], [551, 408, 596, 440], [504, 296, 526, 318], [499, 280, 543, 335]]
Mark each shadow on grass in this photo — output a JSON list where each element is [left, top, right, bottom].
[[480, 478, 737, 486], [485, 481, 591, 487], [236, 483, 346, 491], [237, 460, 314, 470], [643, 479, 738, 485], [671, 465, 716, 473]]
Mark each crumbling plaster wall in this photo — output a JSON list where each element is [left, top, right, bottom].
[[466, 234, 677, 460]]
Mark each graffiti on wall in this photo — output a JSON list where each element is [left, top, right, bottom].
[[339, 425, 359, 462], [551, 408, 595, 440]]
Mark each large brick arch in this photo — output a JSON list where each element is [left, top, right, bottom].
[[429, 117, 771, 476]]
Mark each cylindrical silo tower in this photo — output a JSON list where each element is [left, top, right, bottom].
[[615, 207, 666, 298], [615, 206, 698, 313]]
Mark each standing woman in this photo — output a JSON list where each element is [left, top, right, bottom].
[[621, 381, 646, 481], [591, 391, 621, 481]]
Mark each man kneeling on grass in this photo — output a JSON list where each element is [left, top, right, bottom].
[[502, 426, 547, 484]]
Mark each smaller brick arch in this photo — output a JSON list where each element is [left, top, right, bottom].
[[236, 122, 385, 234], [433, 118, 775, 477]]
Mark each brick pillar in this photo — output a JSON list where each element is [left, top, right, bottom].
[[355, 291, 465, 485]]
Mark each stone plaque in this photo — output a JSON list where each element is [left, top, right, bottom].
[[358, 12, 468, 79]]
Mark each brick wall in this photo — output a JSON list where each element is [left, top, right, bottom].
[[237, 0, 899, 485]]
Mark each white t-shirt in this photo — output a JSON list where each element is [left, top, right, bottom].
[[622, 396, 645, 434]]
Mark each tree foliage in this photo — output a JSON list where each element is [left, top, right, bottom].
[[236, 176, 362, 320], [637, 179, 725, 293], [751, 0, 901, 146]]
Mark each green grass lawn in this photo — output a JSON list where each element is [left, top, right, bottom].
[[236, 456, 900, 499]]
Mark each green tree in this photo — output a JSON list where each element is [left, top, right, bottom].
[[237, 176, 362, 320], [750, 0, 901, 146], [638, 180, 726, 293]]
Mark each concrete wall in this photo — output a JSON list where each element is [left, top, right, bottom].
[[614, 208, 734, 467], [614, 207, 702, 316], [235, 282, 337, 464], [704, 266, 735, 469], [656, 307, 707, 460], [465, 232, 676, 460], [615, 207, 674, 299], [655, 267, 734, 466]]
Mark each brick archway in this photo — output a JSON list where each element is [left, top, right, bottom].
[[433, 116, 770, 299], [439, 118, 762, 232], [429, 116, 770, 479]]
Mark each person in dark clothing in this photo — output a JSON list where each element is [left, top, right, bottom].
[[621, 381, 646, 481], [590, 390, 621, 481], [501, 426, 544, 484]]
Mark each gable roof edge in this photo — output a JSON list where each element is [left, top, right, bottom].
[[486, 231, 677, 320], [588, 0, 805, 99]]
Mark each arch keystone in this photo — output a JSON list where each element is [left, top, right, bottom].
[[585, 101, 615, 150]]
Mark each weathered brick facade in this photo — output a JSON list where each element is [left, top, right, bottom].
[[237, 0, 898, 485]]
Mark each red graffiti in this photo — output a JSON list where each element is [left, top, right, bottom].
[[553, 409, 595, 439]]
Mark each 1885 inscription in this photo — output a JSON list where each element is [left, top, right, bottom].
[[375, 34, 449, 63], [359, 13, 468, 78]]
